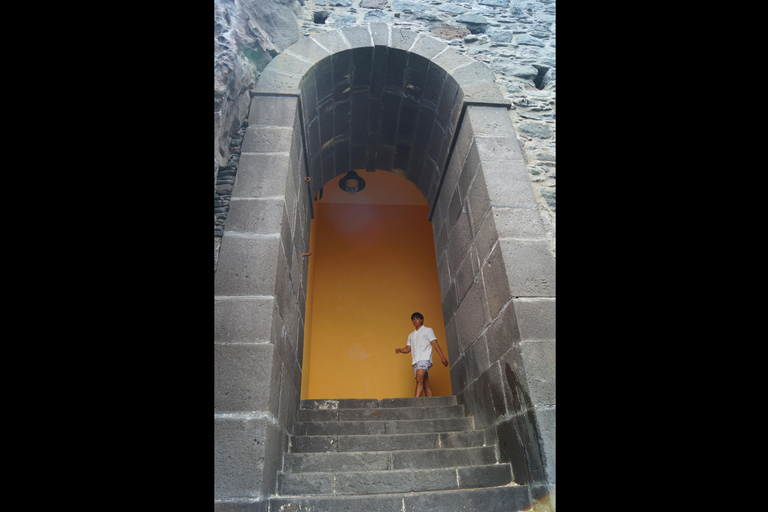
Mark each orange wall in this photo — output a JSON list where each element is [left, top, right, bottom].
[[301, 172, 451, 399]]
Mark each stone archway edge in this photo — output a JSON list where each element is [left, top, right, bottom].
[[251, 23, 514, 220], [254, 23, 511, 107]]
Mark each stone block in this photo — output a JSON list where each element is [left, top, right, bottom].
[[224, 198, 286, 235], [214, 414, 281, 499], [452, 118, 474, 174], [447, 210, 473, 278], [466, 167, 490, 235], [214, 234, 280, 297], [465, 334, 490, 383], [214, 343, 280, 415], [337, 433, 440, 452], [451, 60, 497, 87], [368, 22, 389, 46], [466, 105, 516, 136], [438, 430, 485, 448], [271, 495, 403, 512], [512, 297, 556, 341], [393, 446, 496, 470], [403, 486, 532, 512], [520, 340, 555, 407], [311, 30, 351, 55], [441, 281, 458, 324], [423, 64, 448, 108], [454, 248, 476, 304], [278, 360, 300, 431], [450, 354, 469, 395], [471, 206, 499, 265], [481, 160, 537, 207], [462, 83, 509, 105], [259, 51, 312, 80], [533, 406, 556, 483], [458, 464, 512, 488], [242, 126, 294, 154], [279, 472, 335, 496], [389, 28, 419, 52], [463, 377, 495, 429], [248, 95, 299, 127], [454, 278, 489, 352], [473, 135, 525, 162], [432, 46, 473, 74], [252, 67, 301, 95], [384, 417, 473, 434], [334, 468, 458, 495], [492, 207, 547, 239], [486, 300, 521, 365], [214, 296, 277, 344], [409, 34, 448, 60], [284, 451, 389, 473], [436, 251, 451, 300], [444, 315, 460, 364], [341, 25, 374, 48], [498, 239, 555, 297], [281, 37, 331, 66], [231, 153, 291, 199], [482, 244, 512, 319]]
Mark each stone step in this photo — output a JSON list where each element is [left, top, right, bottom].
[[284, 445, 498, 473], [298, 404, 466, 422], [301, 396, 457, 410], [294, 416, 474, 436], [278, 463, 513, 496], [290, 429, 486, 453], [270, 485, 531, 512]]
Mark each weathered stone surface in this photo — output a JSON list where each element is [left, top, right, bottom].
[[430, 24, 470, 41], [214, 0, 302, 172]]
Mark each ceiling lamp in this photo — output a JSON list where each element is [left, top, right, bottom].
[[339, 171, 366, 195]]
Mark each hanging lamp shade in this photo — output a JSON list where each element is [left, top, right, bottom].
[[339, 171, 366, 195]]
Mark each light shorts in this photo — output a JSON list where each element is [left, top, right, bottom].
[[413, 360, 433, 378]]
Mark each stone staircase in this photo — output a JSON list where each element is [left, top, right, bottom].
[[269, 396, 533, 511]]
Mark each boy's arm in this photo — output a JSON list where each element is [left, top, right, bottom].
[[431, 339, 449, 366], [395, 346, 411, 354]]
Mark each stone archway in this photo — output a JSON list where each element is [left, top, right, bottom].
[[214, 23, 555, 508]]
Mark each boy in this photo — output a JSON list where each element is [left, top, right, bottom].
[[395, 312, 449, 397]]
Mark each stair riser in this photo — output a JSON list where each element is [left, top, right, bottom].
[[298, 405, 465, 422], [270, 486, 532, 512], [291, 430, 486, 453], [296, 417, 473, 436], [284, 446, 498, 473], [301, 396, 457, 410], [278, 464, 512, 496]]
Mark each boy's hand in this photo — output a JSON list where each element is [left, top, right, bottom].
[[441, 357, 449, 367], [395, 348, 401, 354]]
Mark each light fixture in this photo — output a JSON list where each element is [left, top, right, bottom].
[[339, 171, 366, 195]]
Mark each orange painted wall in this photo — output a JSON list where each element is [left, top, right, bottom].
[[301, 171, 451, 399]]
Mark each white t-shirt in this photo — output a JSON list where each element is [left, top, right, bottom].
[[406, 326, 437, 366]]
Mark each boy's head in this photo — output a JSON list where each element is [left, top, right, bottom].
[[411, 312, 424, 328]]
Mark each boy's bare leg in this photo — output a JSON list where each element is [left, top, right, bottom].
[[423, 373, 433, 397], [415, 369, 427, 397]]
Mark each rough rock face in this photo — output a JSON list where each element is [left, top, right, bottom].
[[214, 0, 302, 182], [214, 0, 556, 269]]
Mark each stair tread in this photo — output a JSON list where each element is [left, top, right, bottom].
[[284, 445, 498, 473], [281, 462, 509, 476], [278, 463, 514, 496], [294, 417, 474, 436], [290, 429, 486, 452]]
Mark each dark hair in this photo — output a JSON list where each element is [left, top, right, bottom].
[[411, 312, 424, 321]]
